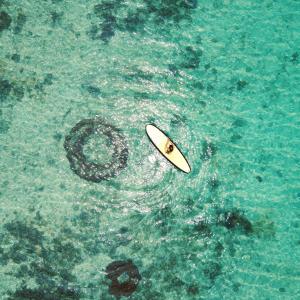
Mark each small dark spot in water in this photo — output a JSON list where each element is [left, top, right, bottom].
[[53, 132, 62, 141], [168, 64, 179, 75], [0, 11, 11, 31], [14, 13, 26, 34], [279, 287, 286, 292], [205, 63, 210, 70], [291, 52, 298, 64], [0, 79, 12, 101], [233, 282, 241, 292], [201, 141, 217, 160], [237, 80, 247, 90], [0, 119, 10, 134], [230, 133, 242, 143], [192, 81, 204, 90], [180, 46, 202, 69], [215, 242, 224, 257], [59, 183, 66, 189], [194, 221, 212, 237], [204, 262, 221, 281], [87, 24, 100, 40], [207, 84, 214, 91], [11, 53, 20, 62], [44, 73, 54, 85], [199, 100, 206, 107], [100, 19, 116, 42], [221, 210, 253, 234], [81, 84, 101, 97], [106, 260, 141, 298], [119, 226, 128, 234], [47, 159, 56, 166], [187, 284, 199, 295], [208, 177, 220, 190], [256, 175, 263, 182], [13, 85, 25, 100], [122, 10, 146, 32], [51, 11, 63, 25], [232, 118, 247, 127], [170, 113, 186, 127], [160, 205, 174, 218]]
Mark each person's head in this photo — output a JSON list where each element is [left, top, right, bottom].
[[167, 144, 174, 153]]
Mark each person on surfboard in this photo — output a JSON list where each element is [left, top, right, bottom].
[[165, 140, 174, 154]]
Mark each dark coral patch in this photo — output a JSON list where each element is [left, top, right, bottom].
[[64, 118, 128, 182], [194, 220, 212, 237], [14, 13, 26, 34], [186, 284, 199, 295], [144, 0, 198, 23], [220, 210, 253, 234], [0, 119, 10, 134], [179, 46, 202, 69], [214, 242, 224, 257], [93, 1, 121, 42], [291, 52, 298, 64], [122, 10, 146, 32], [236, 80, 247, 91], [232, 118, 247, 127], [9, 286, 81, 300], [0, 79, 12, 101], [230, 133, 242, 143], [204, 262, 221, 282], [81, 84, 101, 97], [1, 214, 83, 299], [0, 11, 11, 31], [106, 260, 141, 298], [255, 175, 263, 182], [11, 53, 20, 62], [50, 11, 63, 26], [89, 0, 197, 43]]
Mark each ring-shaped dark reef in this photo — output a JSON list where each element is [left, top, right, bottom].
[[106, 260, 141, 298], [64, 118, 128, 182]]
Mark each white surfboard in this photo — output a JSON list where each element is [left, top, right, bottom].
[[145, 124, 191, 173]]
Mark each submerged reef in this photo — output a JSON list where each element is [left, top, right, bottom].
[[14, 12, 26, 34], [64, 118, 128, 182], [89, 0, 198, 43], [106, 260, 141, 298], [0, 214, 82, 299], [0, 11, 11, 32], [0, 207, 135, 298], [219, 210, 253, 234], [0, 78, 12, 101]]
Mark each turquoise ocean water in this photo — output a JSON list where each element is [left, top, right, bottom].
[[1, 0, 300, 299]]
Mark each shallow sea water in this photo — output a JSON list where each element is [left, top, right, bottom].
[[0, 0, 300, 299]]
